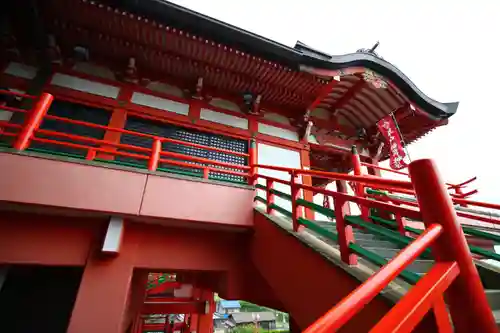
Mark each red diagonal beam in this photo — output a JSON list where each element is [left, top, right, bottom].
[[330, 79, 366, 112], [307, 78, 339, 111]]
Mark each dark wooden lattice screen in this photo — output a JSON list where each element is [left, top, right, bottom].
[[119, 116, 248, 183]]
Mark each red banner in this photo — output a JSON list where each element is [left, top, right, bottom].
[[377, 116, 408, 170]]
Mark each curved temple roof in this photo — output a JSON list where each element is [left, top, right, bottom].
[[104, 0, 458, 121]]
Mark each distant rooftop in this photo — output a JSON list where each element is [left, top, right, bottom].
[[220, 300, 241, 309]]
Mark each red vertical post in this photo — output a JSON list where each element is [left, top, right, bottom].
[[351, 146, 369, 220], [290, 171, 301, 231], [203, 168, 209, 179], [148, 139, 162, 171], [266, 179, 274, 214], [13, 92, 53, 150], [86, 149, 96, 161], [248, 139, 257, 185], [409, 159, 497, 333], [334, 197, 357, 265]]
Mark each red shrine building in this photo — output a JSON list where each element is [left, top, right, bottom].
[[1, 1, 500, 333]]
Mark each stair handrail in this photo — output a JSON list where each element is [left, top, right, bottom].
[[360, 161, 479, 199], [255, 159, 498, 331], [303, 224, 445, 333]]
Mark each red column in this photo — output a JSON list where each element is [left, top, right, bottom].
[[409, 159, 497, 333], [125, 270, 149, 332], [148, 139, 162, 171], [300, 149, 315, 220], [248, 139, 257, 185], [67, 222, 140, 333], [13, 92, 53, 150], [197, 290, 215, 333], [351, 146, 369, 220], [98, 88, 131, 160]]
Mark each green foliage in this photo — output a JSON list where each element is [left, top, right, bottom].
[[232, 324, 261, 333]]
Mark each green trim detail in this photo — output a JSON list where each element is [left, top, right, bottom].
[[255, 183, 266, 190], [269, 188, 292, 201], [469, 245, 500, 261], [347, 215, 433, 259], [27, 147, 86, 160], [296, 198, 335, 218], [254, 196, 268, 205], [462, 226, 500, 243], [348, 243, 420, 284], [269, 203, 293, 218], [298, 217, 338, 242]]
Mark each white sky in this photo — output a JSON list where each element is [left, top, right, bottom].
[[173, 0, 499, 204]]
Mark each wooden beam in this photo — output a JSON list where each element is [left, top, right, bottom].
[[330, 79, 366, 112]]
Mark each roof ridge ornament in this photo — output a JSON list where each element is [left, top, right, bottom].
[[356, 41, 383, 59]]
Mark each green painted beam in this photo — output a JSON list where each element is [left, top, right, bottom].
[[462, 226, 500, 243], [349, 243, 421, 284], [254, 196, 268, 205], [296, 198, 335, 219], [269, 203, 293, 218], [346, 215, 433, 259], [298, 217, 338, 242]]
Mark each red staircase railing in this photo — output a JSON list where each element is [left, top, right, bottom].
[[253, 159, 498, 332], [0, 91, 253, 183]]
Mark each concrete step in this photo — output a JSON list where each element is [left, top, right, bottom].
[[486, 289, 500, 311], [355, 239, 400, 248], [407, 260, 434, 274], [362, 247, 405, 260]]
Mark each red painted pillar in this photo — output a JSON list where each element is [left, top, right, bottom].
[[351, 146, 369, 220], [409, 159, 497, 333], [13, 92, 53, 150], [148, 139, 162, 171], [248, 139, 257, 185], [197, 290, 215, 333], [67, 223, 140, 333], [300, 149, 315, 220], [125, 270, 149, 332]]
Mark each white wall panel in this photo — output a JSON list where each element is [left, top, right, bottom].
[[131, 92, 189, 115], [4, 62, 37, 79], [256, 143, 302, 216], [51, 73, 119, 98], [200, 108, 248, 129], [258, 123, 299, 142]]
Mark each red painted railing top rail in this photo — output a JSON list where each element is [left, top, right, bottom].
[[361, 161, 478, 198], [0, 89, 36, 100], [254, 164, 414, 191], [303, 224, 445, 333]]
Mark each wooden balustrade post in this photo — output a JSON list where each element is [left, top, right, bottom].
[[351, 146, 369, 220], [290, 170, 300, 232], [248, 139, 257, 185], [148, 139, 162, 171], [409, 159, 497, 333], [13, 92, 53, 150], [334, 198, 357, 265], [266, 179, 275, 214], [86, 149, 96, 161]]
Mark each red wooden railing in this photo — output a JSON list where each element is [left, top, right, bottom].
[[254, 159, 498, 332], [361, 161, 479, 200], [0, 91, 253, 182]]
